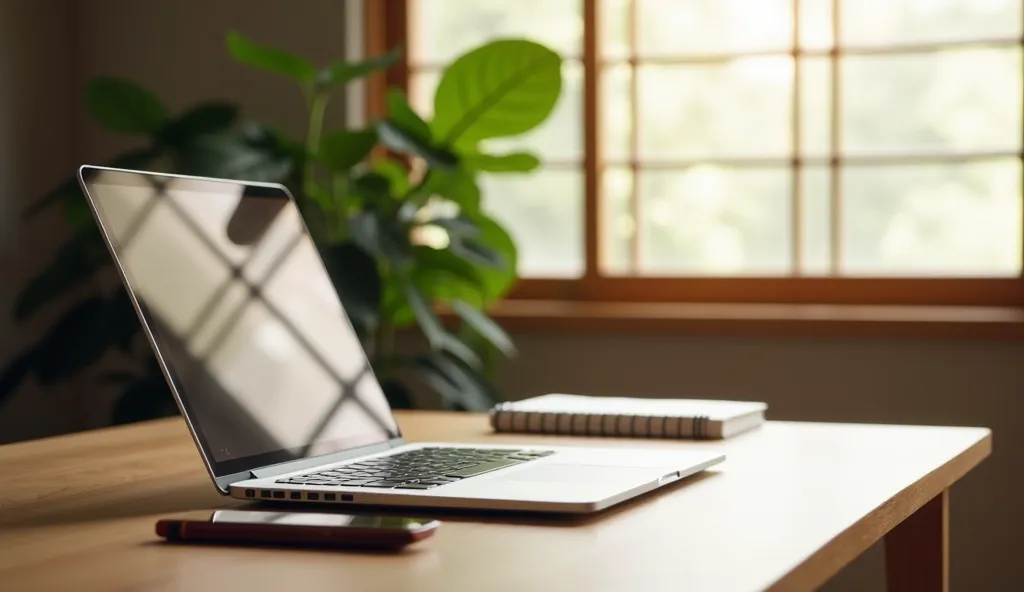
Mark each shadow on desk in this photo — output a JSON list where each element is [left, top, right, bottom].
[[1, 481, 232, 529], [245, 469, 723, 528], [2, 469, 721, 530]]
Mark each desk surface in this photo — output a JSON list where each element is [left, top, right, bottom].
[[0, 412, 990, 592]]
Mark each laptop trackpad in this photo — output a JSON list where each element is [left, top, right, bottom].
[[488, 464, 655, 485]]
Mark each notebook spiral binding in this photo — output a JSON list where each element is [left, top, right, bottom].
[[490, 403, 713, 440]]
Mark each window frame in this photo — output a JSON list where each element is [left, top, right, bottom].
[[365, 0, 1024, 308]]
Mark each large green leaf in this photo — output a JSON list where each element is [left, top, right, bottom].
[[381, 246, 485, 327], [439, 333, 482, 369], [319, 129, 378, 171], [85, 77, 170, 135], [376, 120, 458, 170], [412, 246, 484, 289], [226, 31, 317, 83], [349, 209, 413, 266], [450, 236, 506, 268], [451, 299, 516, 356], [426, 215, 480, 239], [416, 167, 481, 212], [400, 278, 445, 349], [350, 173, 392, 204], [318, 47, 402, 90], [465, 212, 518, 304], [373, 159, 411, 196], [319, 242, 382, 340], [456, 322, 506, 375], [159, 102, 239, 148], [461, 151, 540, 173], [431, 39, 562, 148], [13, 230, 109, 321], [411, 352, 497, 411], [177, 133, 292, 183], [386, 88, 431, 141]]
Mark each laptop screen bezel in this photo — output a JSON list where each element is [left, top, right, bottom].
[[78, 166, 404, 487]]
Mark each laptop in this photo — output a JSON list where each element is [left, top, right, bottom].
[[78, 166, 725, 514]]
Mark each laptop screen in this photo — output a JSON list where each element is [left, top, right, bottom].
[[81, 168, 401, 477]]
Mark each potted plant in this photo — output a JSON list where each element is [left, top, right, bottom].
[[0, 32, 563, 423]]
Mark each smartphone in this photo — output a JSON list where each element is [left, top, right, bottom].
[[156, 510, 439, 550]]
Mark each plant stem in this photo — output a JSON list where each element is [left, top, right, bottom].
[[377, 318, 395, 361], [303, 92, 329, 200]]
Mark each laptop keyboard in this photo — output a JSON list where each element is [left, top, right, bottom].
[[275, 447, 555, 490]]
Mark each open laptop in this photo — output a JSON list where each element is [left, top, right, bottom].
[[78, 166, 724, 513]]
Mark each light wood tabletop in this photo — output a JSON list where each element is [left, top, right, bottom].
[[0, 412, 990, 592]]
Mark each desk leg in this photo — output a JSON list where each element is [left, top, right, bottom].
[[884, 489, 949, 592]]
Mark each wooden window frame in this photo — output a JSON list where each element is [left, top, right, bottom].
[[365, 0, 1024, 309]]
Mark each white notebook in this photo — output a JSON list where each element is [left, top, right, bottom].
[[489, 394, 767, 440]]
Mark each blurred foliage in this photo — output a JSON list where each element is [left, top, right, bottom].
[[0, 33, 563, 423]]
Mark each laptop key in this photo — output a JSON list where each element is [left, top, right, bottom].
[[446, 459, 522, 478], [337, 479, 377, 486], [396, 483, 436, 489]]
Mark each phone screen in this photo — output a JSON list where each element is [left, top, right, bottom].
[[211, 510, 434, 530]]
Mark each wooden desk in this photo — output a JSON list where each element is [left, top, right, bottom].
[[0, 412, 989, 591]]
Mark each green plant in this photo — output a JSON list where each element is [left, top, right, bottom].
[[0, 33, 563, 422]]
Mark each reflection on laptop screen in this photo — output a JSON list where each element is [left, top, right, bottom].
[[83, 170, 401, 474]]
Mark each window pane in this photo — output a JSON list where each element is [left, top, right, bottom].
[[637, 0, 792, 56], [602, 167, 634, 274], [800, 0, 834, 50], [800, 57, 831, 157], [264, 240, 371, 377], [411, 63, 583, 162], [639, 167, 792, 275], [638, 58, 793, 159], [602, 65, 632, 162], [486, 61, 583, 161], [843, 48, 1022, 155], [122, 201, 232, 332], [481, 169, 584, 277], [190, 282, 249, 354], [408, 70, 439, 119], [204, 300, 340, 444], [412, 0, 582, 65], [601, 0, 631, 60], [842, 0, 1022, 47], [168, 190, 252, 267], [841, 159, 1021, 276], [800, 166, 832, 275]]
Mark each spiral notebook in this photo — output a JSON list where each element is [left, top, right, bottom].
[[490, 394, 767, 440]]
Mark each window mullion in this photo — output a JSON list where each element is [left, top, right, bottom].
[[829, 0, 843, 274], [584, 0, 602, 280]]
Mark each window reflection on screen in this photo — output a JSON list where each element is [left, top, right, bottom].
[[84, 171, 400, 470]]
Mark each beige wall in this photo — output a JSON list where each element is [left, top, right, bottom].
[[0, 1, 1019, 590], [0, 0, 83, 441], [75, 0, 352, 161]]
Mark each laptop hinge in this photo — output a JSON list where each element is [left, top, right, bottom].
[[249, 437, 405, 480]]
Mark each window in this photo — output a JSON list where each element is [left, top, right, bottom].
[[371, 0, 1024, 306]]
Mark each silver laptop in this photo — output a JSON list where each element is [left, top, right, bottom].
[[78, 166, 724, 514]]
